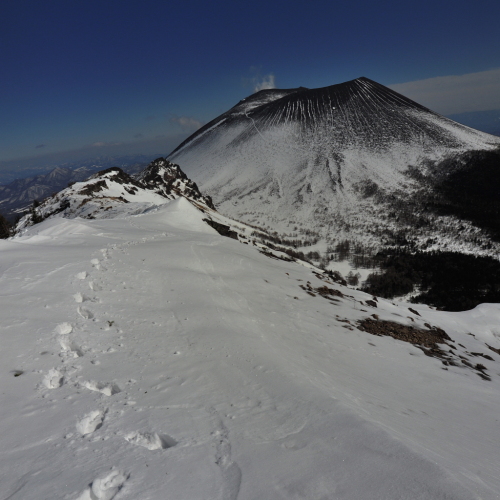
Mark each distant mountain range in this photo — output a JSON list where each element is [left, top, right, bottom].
[[168, 77, 500, 260], [0, 153, 163, 184], [0, 155, 158, 221]]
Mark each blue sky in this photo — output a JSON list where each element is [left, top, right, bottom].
[[1, 0, 499, 167]]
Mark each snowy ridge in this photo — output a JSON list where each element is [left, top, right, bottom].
[[1, 197, 500, 498], [168, 77, 500, 257], [0, 166, 100, 217], [15, 167, 166, 231], [15, 159, 215, 232]]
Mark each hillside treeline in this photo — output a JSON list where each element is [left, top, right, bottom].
[[362, 250, 500, 311]]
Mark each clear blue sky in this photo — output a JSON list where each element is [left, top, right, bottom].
[[1, 0, 499, 166]]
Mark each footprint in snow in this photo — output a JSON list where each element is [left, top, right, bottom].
[[59, 338, 84, 357], [54, 322, 73, 335], [77, 307, 94, 320], [76, 410, 105, 436], [124, 431, 176, 450], [208, 408, 242, 500], [43, 368, 64, 389], [73, 292, 90, 303], [81, 380, 121, 396], [102, 254, 110, 262], [88, 281, 102, 291], [91, 258, 107, 272], [77, 469, 128, 500]]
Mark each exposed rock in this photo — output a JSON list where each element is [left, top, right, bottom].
[[486, 344, 500, 356], [137, 158, 215, 209], [315, 286, 344, 299], [203, 219, 238, 239], [78, 179, 108, 196]]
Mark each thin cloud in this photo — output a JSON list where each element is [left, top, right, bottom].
[[35, 144, 46, 149], [170, 116, 203, 132], [389, 68, 500, 115], [91, 141, 122, 147]]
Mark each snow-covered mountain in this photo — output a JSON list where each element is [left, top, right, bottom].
[[3, 82, 500, 498], [168, 77, 500, 258], [2, 190, 500, 499], [15, 159, 215, 231], [0, 156, 156, 221]]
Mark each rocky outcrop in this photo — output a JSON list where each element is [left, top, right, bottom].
[[14, 160, 216, 231], [137, 158, 215, 209]]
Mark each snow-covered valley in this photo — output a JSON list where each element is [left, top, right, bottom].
[[2, 197, 500, 499]]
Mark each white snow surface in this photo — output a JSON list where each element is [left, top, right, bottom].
[[15, 168, 170, 233], [1, 197, 500, 499]]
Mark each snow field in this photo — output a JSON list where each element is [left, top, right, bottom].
[[1, 198, 500, 499]]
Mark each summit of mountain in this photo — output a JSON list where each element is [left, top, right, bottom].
[[168, 77, 500, 259]]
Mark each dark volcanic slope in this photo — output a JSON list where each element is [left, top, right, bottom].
[[249, 78, 455, 149], [171, 77, 494, 161], [168, 77, 500, 257]]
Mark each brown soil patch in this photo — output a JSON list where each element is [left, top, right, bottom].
[[357, 318, 450, 349], [356, 318, 492, 380], [316, 286, 344, 298]]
